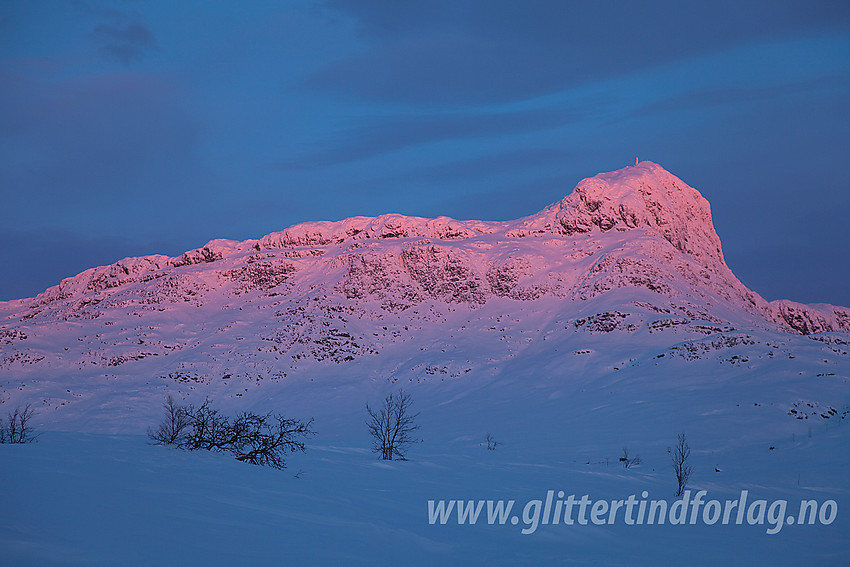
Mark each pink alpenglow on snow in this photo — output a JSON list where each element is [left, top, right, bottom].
[[0, 162, 848, 430]]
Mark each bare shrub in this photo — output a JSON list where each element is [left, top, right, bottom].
[[149, 397, 314, 469], [0, 404, 38, 444], [229, 411, 314, 469], [147, 395, 190, 445], [620, 446, 641, 468], [180, 400, 231, 452]]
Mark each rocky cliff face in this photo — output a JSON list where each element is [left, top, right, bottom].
[[1, 161, 847, 416]]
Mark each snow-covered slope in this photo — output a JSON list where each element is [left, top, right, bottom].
[[0, 161, 848, 429], [2, 162, 849, 565]]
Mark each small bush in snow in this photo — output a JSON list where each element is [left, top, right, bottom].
[[149, 396, 314, 469], [147, 395, 191, 445], [619, 446, 641, 468], [0, 404, 38, 444]]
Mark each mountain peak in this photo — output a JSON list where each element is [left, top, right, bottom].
[[2, 160, 849, 433], [3, 161, 847, 339], [523, 161, 724, 270], [254, 162, 724, 271]]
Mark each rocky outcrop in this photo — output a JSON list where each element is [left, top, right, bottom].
[[770, 300, 850, 334]]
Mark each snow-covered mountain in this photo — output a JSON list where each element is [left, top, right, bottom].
[[3, 162, 850, 566], [1, 161, 848, 430]]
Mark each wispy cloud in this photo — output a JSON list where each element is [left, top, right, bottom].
[[0, 70, 199, 217], [281, 103, 599, 170], [312, 0, 849, 105], [632, 74, 850, 118], [90, 21, 158, 65]]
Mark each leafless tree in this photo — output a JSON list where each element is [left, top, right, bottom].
[[366, 390, 420, 460], [485, 433, 500, 450], [620, 446, 641, 468], [0, 404, 37, 444], [671, 433, 693, 496], [147, 395, 191, 445]]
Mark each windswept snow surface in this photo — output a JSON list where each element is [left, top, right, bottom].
[[1, 162, 849, 565]]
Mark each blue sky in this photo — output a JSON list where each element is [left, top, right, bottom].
[[1, 1, 848, 305]]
